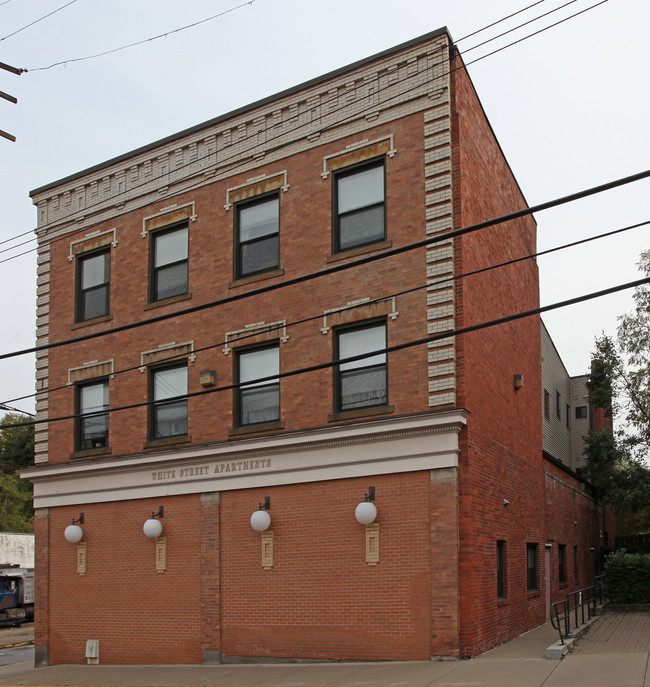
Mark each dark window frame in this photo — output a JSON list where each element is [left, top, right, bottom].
[[148, 362, 189, 441], [149, 222, 189, 303], [76, 247, 110, 322], [234, 342, 280, 428], [558, 544, 567, 585], [527, 543, 538, 591], [566, 403, 571, 429], [544, 389, 550, 421], [234, 192, 280, 280], [333, 157, 386, 254], [334, 319, 388, 414], [576, 405, 588, 419], [556, 391, 562, 419], [497, 540, 507, 599], [75, 378, 109, 451]]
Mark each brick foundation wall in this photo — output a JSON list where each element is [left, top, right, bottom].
[[40, 470, 462, 664]]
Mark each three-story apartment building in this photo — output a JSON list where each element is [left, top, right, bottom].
[[25, 28, 611, 665]]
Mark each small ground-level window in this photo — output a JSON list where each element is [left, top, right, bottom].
[[527, 543, 538, 591], [497, 540, 506, 599], [558, 544, 566, 585]]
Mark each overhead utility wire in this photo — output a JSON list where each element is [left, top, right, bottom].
[[0, 0, 606, 255], [0, 402, 34, 417], [463, 0, 608, 67], [24, 0, 537, 71], [454, 0, 547, 42], [1, 166, 649, 364], [3, 217, 647, 409], [461, 0, 583, 53], [6, 275, 649, 432], [28, 0, 257, 71], [0, 0, 79, 42], [0, 0, 555, 248]]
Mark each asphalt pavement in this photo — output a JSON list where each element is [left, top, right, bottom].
[[0, 611, 648, 687]]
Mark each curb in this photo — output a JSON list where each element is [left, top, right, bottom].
[[0, 640, 33, 650]]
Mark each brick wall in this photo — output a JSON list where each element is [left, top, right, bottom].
[[450, 52, 544, 655], [43, 114, 432, 463]]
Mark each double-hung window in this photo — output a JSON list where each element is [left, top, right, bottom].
[[150, 224, 189, 302], [334, 159, 385, 253], [236, 344, 280, 426], [235, 195, 280, 278], [76, 379, 109, 451], [77, 249, 110, 322], [150, 364, 188, 440], [335, 321, 387, 412]]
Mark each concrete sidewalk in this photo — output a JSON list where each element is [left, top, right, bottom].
[[0, 612, 648, 687]]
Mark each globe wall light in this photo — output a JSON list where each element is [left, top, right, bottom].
[[250, 496, 271, 532], [64, 513, 85, 543], [143, 505, 164, 539], [355, 487, 377, 525]]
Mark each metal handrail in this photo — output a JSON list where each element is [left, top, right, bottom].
[[550, 581, 602, 645]]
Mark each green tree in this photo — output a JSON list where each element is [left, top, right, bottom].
[[0, 412, 35, 471], [584, 250, 650, 534], [0, 412, 34, 532]]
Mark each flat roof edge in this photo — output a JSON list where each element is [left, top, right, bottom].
[[30, 27, 450, 198]]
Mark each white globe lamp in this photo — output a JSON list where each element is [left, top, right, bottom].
[[64, 523, 84, 543], [250, 509, 271, 532], [143, 517, 163, 539], [355, 500, 377, 525]]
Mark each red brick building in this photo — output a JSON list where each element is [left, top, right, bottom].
[[25, 29, 611, 665]]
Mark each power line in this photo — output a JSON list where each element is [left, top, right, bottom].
[[3, 217, 647, 409], [455, 0, 547, 42], [0, 0, 79, 42], [0, 402, 34, 417], [6, 274, 649, 432], [461, 0, 584, 54], [0, 0, 607, 254], [463, 0, 608, 68], [1, 166, 648, 363], [27, 0, 258, 71]]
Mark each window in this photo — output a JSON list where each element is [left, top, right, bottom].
[[150, 364, 188, 439], [566, 403, 571, 429], [558, 544, 566, 585], [335, 321, 387, 412], [235, 195, 279, 278], [150, 224, 189, 302], [526, 544, 538, 591], [76, 249, 110, 321], [334, 159, 385, 253], [236, 344, 280, 426], [497, 541, 506, 599], [576, 405, 588, 419], [543, 389, 550, 420], [76, 380, 109, 451], [556, 391, 561, 419]]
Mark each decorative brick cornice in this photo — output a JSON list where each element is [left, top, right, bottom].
[[31, 34, 451, 242]]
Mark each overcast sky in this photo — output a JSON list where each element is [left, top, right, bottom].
[[1, 0, 648, 416]]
